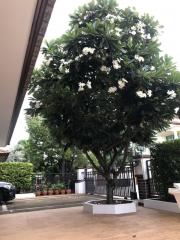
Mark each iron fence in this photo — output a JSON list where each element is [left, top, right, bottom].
[[85, 165, 137, 199], [15, 172, 77, 193], [35, 172, 77, 192]]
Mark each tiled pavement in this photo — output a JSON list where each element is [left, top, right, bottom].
[[0, 205, 180, 240]]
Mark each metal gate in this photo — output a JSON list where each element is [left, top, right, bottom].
[[146, 160, 159, 198], [85, 165, 136, 199]]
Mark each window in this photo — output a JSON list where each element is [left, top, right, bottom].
[[166, 135, 174, 141]]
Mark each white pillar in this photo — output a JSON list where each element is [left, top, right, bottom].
[[75, 169, 86, 194], [174, 131, 178, 140]]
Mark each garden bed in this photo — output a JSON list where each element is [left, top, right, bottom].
[[84, 199, 136, 215]]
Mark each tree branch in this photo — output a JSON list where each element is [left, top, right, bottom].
[[85, 151, 103, 174], [92, 149, 107, 173], [108, 147, 118, 169], [114, 144, 130, 177]]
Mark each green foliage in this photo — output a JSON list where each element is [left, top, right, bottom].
[[0, 162, 33, 191], [56, 182, 65, 189], [150, 139, 180, 201], [15, 116, 88, 173]]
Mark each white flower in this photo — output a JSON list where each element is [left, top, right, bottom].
[[106, 14, 116, 19], [65, 68, 69, 73], [142, 33, 151, 40], [131, 26, 136, 31], [118, 78, 128, 89], [175, 107, 179, 113], [112, 59, 121, 69], [75, 55, 83, 61], [130, 30, 136, 35], [137, 21, 145, 29], [138, 56, 144, 62], [167, 90, 176, 99], [110, 18, 115, 24], [134, 55, 144, 62], [116, 32, 121, 37], [78, 82, 86, 92], [146, 33, 151, 39], [108, 86, 117, 93], [150, 66, 155, 71], [100, 65, 111, 73], [147, 90, 152, 97], [136, 90, 147, 98], [86, 81, 92, 89], [82, 47, 95, 55]]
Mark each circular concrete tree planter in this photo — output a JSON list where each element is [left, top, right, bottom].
[[84, 200, 137, 215]]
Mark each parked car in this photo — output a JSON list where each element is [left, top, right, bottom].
[[0, 182, 16, 202]]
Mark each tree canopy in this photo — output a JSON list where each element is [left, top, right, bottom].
[[28, 0, 180, 203]]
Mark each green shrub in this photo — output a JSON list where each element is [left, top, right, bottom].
[[150, 139, 180, 201], [0, 162, 34, 192]]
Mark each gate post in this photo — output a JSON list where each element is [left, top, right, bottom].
[[75, 169, 86, 194]]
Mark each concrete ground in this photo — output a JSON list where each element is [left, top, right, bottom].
[[0, 206, 179, 240]]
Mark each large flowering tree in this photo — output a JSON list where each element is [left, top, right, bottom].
[[28, 0, 180, 203]]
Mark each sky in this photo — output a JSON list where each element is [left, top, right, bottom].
[[10, 0, 180, 147]]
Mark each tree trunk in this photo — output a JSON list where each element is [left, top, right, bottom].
[[106, 180, 114, 204]]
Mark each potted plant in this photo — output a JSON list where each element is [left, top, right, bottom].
[[47, 184, 54, 195], [65, 183, 71, 194], [55, 183, 63, 194], [52, 184, 59, 195], [42, 184, 48, 196], [60, 183, 66, 194], [66, 188, 72, 194]]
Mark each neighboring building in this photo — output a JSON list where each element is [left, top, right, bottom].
[[135, 116, 180, 199], [156, 117, 180, 143], [0, 0, 55, 151]]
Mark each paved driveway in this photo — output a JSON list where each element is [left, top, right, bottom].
[[0, 206, 180, 240], [0, 194, 104, 214]]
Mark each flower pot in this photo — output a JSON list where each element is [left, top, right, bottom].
[[36, 190, 41, 196], [42, 190, 48, 196], [54, 189, 59, 195], [61, 189, 66, 194], [66, 189, 71, 194], [48, 189, 54, 195]]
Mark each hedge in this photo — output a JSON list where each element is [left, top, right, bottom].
[[150, 139, 180, 201], [0, 162, 34, 192]]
